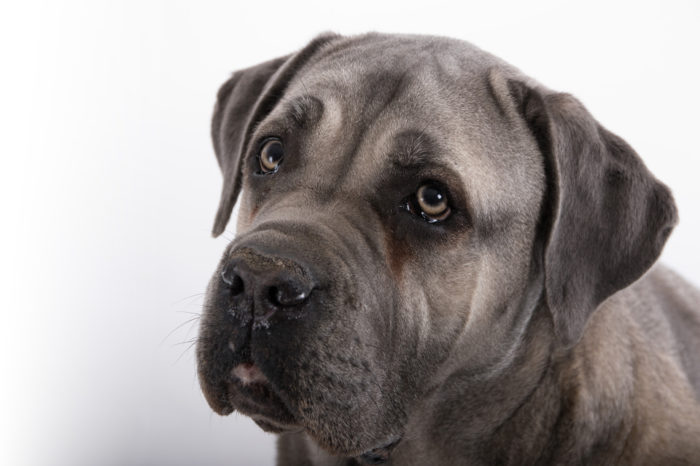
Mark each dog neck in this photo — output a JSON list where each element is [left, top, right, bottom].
[[278, 283, 700, 465], [400, 298, 700, 465]]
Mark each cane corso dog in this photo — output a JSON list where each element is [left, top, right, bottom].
[[196, 33, 700, 465]]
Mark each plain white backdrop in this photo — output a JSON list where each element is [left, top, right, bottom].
[[1, 1, 698, 465]]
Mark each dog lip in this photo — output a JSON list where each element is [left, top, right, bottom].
[[358, 436, 403, 464], [231, 362, 269, 385], [198, 377, 235, 416], [225, 360, 299, 430], [252, 416, 301, 434]]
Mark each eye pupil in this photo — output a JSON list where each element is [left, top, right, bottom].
[[259, 139, 284, 173], [265, 143, 283, 163], [415, 183, 451, 221], [421, 186, 443, 206]]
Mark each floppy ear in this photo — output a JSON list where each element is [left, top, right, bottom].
[[507, 79, 678, 347], [210, 33, 339, 237]]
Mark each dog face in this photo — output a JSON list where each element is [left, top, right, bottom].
[[196, 33, 676, 457]]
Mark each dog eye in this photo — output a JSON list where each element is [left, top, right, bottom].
[[258, 138, 284, 173], [413, 183, 451, 223]]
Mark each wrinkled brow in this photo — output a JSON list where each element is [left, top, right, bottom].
[[282, 95, 324, 129], [390, 129, 441, 168]]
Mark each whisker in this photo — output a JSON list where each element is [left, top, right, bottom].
[[175, 339, 199, 364], [173, 337, 199, 347], [171, 293, 206, 306], [160, 316, 201, 346]]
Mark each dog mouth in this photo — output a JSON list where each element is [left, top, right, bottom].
[[198, 325, 407, 459], [223, 362, 404, 459], [218, 360, 301, 433]]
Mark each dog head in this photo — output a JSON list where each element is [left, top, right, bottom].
[[196, 33, 677, 457]]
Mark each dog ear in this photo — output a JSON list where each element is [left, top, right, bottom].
[[506, 78, 678, 347], [210, 33, 339, 237]]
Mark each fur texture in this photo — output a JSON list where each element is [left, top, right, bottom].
[[196, 33, 700, 465]]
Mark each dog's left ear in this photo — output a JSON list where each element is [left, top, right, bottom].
[[210, 33, 339, 237], [498, 75, 678, 347]]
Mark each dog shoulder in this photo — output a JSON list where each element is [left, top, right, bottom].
[[569, 268, 700, 462], [623, 264, 700, 394]]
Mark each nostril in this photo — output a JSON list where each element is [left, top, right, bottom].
[[268, 284, 310, 308], [230, 275, 244, 295], [221, 269, 244, 296]]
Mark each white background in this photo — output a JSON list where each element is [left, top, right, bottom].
[[1, 1, 698, 465]]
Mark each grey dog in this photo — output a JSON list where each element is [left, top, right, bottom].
[[196, 33, 700, 465]]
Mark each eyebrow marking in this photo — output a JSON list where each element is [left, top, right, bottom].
[[390, 129, 440, 168], [284, 95, 324, 129]]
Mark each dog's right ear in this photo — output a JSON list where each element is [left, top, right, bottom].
[[210, 33, 339, 237]]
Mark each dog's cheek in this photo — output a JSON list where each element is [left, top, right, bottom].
[[424, 250, 479, 321], [294, 350, 404, 455], [402, 246, 478, 346], [279, 279, 406, 455]]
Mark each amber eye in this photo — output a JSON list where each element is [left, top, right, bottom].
[[259, 138, 284, 173], [416, 183, 451, 222]]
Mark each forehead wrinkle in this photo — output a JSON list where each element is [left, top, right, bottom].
[[315, 69, 416, 188], [280, 94, 324, 129], [390, 129, 444, 169]]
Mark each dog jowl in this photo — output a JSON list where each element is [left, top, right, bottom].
[[196, 33, 700, 465]]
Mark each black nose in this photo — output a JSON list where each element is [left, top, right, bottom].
[[221, 249, 314, 324], [266, 275, 310, 307]]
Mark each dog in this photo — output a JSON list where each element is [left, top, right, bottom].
[[196, 33, 700, 465]]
